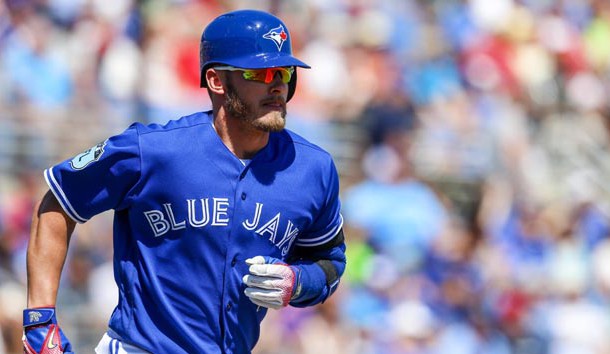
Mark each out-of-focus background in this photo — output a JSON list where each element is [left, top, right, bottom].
[[1, 0, 610, 353]]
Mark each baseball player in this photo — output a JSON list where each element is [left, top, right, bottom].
[[23, 9, 346, 354]]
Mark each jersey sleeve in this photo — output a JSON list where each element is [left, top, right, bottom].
[[44, 124, 141, 223], [294, 157, 344, 250]]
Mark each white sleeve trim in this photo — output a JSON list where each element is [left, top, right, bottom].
[[44, 167, 88, 224], [295, 214, 343, 247]]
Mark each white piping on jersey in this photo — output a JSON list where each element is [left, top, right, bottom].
[[295, 214, 343, 247], [44, 166, 88, 223], [110, 338, 118, 354]]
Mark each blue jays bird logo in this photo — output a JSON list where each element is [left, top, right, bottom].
[[263, 25, 288, 51]]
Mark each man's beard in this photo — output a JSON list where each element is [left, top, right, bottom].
[[224, 78, 287, 132]]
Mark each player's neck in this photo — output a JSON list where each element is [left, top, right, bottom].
[[213, 114, 269, 160]]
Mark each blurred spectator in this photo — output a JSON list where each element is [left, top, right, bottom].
[[342, 120, 449, 273], [1, 14, 73, 109]]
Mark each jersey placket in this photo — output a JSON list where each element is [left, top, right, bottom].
[[221, 161, 252, 354]]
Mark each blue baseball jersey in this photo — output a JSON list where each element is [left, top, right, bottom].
[[44, 111, 344, 353]]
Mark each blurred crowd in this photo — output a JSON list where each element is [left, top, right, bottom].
[[2, 0, 610, 353]]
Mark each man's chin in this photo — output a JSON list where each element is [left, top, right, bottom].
[[254, 120, 285, 132], [253, 112, 286, 132]]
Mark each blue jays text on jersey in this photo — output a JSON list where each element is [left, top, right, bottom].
[[43, 111, 344, 354], [143, 198, 305, 256]]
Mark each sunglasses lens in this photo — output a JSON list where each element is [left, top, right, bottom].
[[242, 68, 293, 84]]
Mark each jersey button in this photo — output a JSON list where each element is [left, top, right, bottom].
[[226, 302, 233, 311], [241, 192, 246, 200]]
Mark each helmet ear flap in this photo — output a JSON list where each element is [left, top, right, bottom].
[[287, 69, 297, 102]]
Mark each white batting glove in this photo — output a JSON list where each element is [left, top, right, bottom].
[[243, 256, 300, 310]]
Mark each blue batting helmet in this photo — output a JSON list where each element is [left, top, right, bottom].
[[199, 9, 310, 101]]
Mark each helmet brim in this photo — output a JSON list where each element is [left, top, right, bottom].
[[227, 53, 311, 70]]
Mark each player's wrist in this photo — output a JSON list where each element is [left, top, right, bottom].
[[27, 292, 58, 309], [287, 262, 327, 306], [288, 265, 302, 301], [24, 307, 57, 327], [25, 305, 56, 310]]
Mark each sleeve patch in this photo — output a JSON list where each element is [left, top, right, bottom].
[[69, 141, 106, 170]]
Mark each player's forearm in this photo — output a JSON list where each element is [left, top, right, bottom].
[[289, 242, 347, 307], [27, 190, 76, 307]]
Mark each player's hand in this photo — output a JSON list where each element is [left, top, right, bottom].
[[23, 307, 74, 354], [243, 256, 302, 310]]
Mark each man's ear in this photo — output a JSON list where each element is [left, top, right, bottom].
[[206, 69, 225, 94]]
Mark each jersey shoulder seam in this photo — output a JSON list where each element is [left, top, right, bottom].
[[137, 121, 212, 136], [118, 124, 144, 207]]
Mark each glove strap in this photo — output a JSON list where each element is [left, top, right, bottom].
[[24, 308, 56, 327], [290, 266, 303, 300]]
